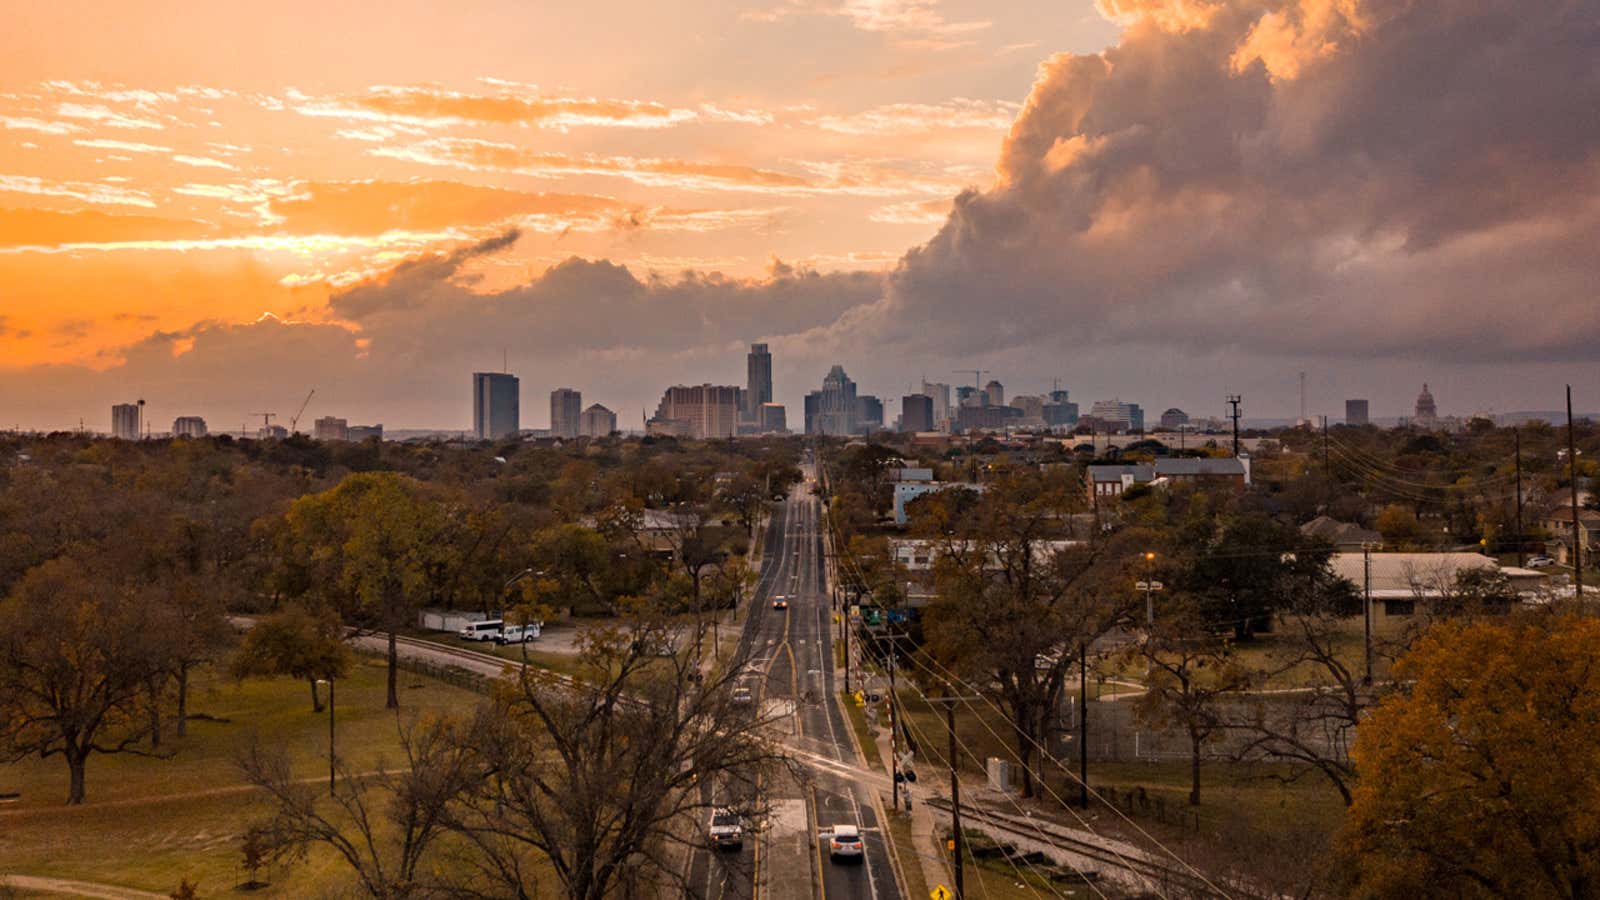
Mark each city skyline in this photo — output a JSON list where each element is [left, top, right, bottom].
[[3, 1, 1598, 433]]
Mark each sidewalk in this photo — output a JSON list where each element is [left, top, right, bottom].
[[874, 707, 951, 894]]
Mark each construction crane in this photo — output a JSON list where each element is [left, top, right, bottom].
[[289, 389, 316, 435], [252, 412, 276, 429], [953, 369, 989, 391]]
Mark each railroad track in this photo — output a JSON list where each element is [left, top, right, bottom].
[[924, 796, 1222, 897]]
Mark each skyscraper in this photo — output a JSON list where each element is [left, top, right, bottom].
[[111, 403, 140, 440], [759, 403, 787, 433], [473, 372, 520, 441], [920, 380, 951, 430], [1088, 399, 1145, 433], [652, 384, 740, 439], [313, 416, 349, 441], [901, 393, 933, 432], [855, 395, 884, 434], [172, 416, 208, 438], [983, 379, 1005, 408], [746, 343, 773, 420], [579, 403, 617, 437], [807, 365, 857, 436], [551, 387, 582, 439], [1345, 399, 1370, 427]]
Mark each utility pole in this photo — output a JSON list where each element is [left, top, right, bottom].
[[889, 639, 900, 809], [924, 695, 978, 899], [1515, 428, 1525, 567], [1363, 544, 1373, 684], [1226, 394, 1242, 457], [1078, 642, 1089, 808], [1568, 385, 1584, 607], [1322, 416, 1330, 478], [843, 603, 852, 694]]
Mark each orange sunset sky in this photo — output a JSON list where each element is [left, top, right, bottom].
[[3, 0, 1597, 431]]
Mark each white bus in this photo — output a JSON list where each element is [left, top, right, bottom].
[[458, 619, 504, 642]]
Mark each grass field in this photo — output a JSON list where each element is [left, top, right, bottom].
[[0, 660, 484, 897]]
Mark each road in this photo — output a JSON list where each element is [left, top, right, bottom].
[[687, 456, 903, 900]]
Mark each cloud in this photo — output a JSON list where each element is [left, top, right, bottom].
[[371, 137, 963, 196], [2, 116, 83, 136], [0, 174, 157, 208], [73, 138, 172, 154], [283, 85, 772, 133], [745, 0, 990, 42], [0, 208, 217, 248], [806, 98, 1021, 135], [171, 154, 237, 170], [824, 0, 1600, 367], [55, 102, 165, 130]]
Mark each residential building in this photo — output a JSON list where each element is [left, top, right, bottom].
[[983, 379, 1005, 408], [1158, 408, 1190, 430], [312, 416, 348, 441], [171, 416, 207, 439], [901, 393, 934, 433], [746, 343, 773, 420], [1088, 399, 1144, 433], [1086, 457, 1249, 502], [579, 403, 617, 438], [954, 404, 1021, 432], [473, 372, 520, 441], [652, 384, 740, 439], [1414, 384, 1438, 428], [1542, 509, 1600, 566], [1326, 552, 1548, 632], [807, 365, 857, 436], [1300, 515, 1382, 550], [112, 403, 141, 440], [855, 395, 884, 433], [1345, 399, 1370, 427], [548, 388, 582, 439], [348, 424, 384, 442], [257, 424, 289, 440], [893, 481, 983, 525], [759, 402, 787, 433]]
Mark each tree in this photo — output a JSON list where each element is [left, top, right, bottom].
[[281, 473, 448, 709], [1340, 615, 1600, 898], [0, 558, 168, 804], [1129, 599, 1251, 806], [231, 604, 352, 712], [1374, 504, 1426, 547]]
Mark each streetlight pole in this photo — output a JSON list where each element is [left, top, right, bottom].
[[317, 677, 336, 794]]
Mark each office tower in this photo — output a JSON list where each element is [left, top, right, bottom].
[[746, 343, 773, 418], [257, 424, 289, 440], [983, 379, 1005, 408], [579, 403, 617, 438], [551, 387, 582, 439], [855, 395, 884, 434], [1010, 395, 1046, 420], [313, 416, 349, 442], [921, 380, 951, 430], [1159, 408, 1189, 430], [901, 393, 934, 433], [348, 424, 384, 442], [760, 402, 787, 433], [112, 403, 140, 440], [1088, 399, 1145, 433], [652, 385, 740, 439], [956, 385, 980, 408], [172, 416, 208, 438], [806, 365, 857, 436], [1345, 398, 1370, 427], [1042, 399, 1079, 427], [473, 372, 521, 441]]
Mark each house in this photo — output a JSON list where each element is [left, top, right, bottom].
[[1326, 552, 1548, 632], [893, 481, 982, 525], [887, 538, 1084, 607], [1300, 515, 1383, 550], [1086, 457, 1249, 504], [1541, 509, 1600, 565]]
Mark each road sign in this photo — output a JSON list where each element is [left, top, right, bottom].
[[932, 884, 953, 900], [853, 690, 866, 706]]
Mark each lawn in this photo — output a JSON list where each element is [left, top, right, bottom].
[[0, 660, 485, 897]]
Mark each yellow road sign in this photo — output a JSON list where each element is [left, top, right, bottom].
[[931, 886, 953, 900]]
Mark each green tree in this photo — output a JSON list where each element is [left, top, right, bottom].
[[1341, 615, 1600, 898], [231, 604, 352, 712]]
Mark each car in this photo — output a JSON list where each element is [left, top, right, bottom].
[[827, 823, 863, 861], [772, 597, 789, 610], [731, 685, 754, 705], [709, 808, 743, 850], [1527, 556, 1556, 568]]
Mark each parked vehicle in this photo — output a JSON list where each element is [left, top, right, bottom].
[[459, 619, 504, 642], [709, 808, 743, 850], [1527, 556, 1556, 568], [827, 823, 863, 861], [496, 622, 542, 644]]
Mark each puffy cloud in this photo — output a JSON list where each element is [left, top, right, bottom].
[[842, 0, 1600, 367]]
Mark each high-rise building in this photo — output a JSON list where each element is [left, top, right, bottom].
[[746, 343, 773, 419], [579, 403, 617, 438], [172, 416, 208, 438], [112, 403, 141, 441], [1043, 387, 1079, 428], [257, 424, 288, 440], [807, 365, 858, 436], [348, 424, 384, 442], [901, 394, 934, 433], [1413, 386, 1436, 427], [920, 380, 952, 430], [473, 372, 520, 441], [1088, 399, 1145, 433], [1159, 408, 1190, 430], [956, 385, 981, 408], [759, 402, 787, 433], [551, 388, 582, 439], [313, 416, 349, 442], [1345, 399, 1370, 427], [855, 395, 884, 434], [1010, 395, 1046, 421], [652, 384, 740, 439], [983, 380, 1005, 408]]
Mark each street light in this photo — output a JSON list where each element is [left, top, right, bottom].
[[1140, 552, 1161, 627], [315, 676, 335, 794]]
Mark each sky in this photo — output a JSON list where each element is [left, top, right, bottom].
[[1, 0, 1597, 433]]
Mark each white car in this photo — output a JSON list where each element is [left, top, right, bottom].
[[1527, 556, 1556, 568], [827, 823, 863, 861], [709, 808, 743, 850]]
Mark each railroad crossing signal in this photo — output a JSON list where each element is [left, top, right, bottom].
[[853, 690, 866, 706]]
